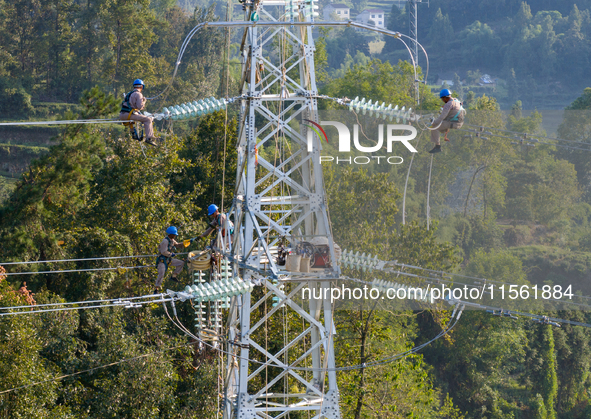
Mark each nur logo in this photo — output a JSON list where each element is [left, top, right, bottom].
[[303, 119, 330, 144], [305, 121, 418, 153]]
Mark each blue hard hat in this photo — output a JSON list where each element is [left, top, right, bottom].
[[207, 204, 218, 216], [133, 79, 145, 88], [166, 226, 178, 236], [440, 88, 452, 98]]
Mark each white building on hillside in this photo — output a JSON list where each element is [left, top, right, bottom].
[[355, 9, 385, 28], [323, 4, 350, 21]]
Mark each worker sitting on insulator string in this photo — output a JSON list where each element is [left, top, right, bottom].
[[119, 79, 160, 147], [199, 204, 234, 247], [154, 226, 185, 293], [428, 88, 466, 154]]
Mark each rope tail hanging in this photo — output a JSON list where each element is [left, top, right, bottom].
[[402, 145, 417, 225], [426, 154, 434, 230]]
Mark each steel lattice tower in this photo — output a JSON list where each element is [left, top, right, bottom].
[[408, 0, 420, 67], [222, 2, 341, 418]]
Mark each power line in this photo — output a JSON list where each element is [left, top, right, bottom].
[[3, 265, 153, 276], [0, 119, 133, 127], [341, 275, 591, 329], [387, 260, 591, 305], [0, 252, 191, 266], [0, 254, 156, 266], [0, 293, 167, 312], [0, 293, 172, 317], [458, 124, 591, 151], [461, 122, 591, 148], [162, 297, 460, 373], [0, 343, 192, 395]]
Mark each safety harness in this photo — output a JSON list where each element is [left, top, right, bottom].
[[448, 98, 466, 126], [155, 236, 174, 271], [121, 89, 143, 140], [121, 89, 140, 113], [215, 213, 234, 237]]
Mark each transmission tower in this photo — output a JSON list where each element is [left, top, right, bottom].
[[407, 0, 426, 68], [222, 2, 341, 418]]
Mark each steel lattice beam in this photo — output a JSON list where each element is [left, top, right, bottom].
[[222, 3, 341, 418]]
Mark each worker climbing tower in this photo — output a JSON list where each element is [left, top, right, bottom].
[[222, 2, 341, 418]]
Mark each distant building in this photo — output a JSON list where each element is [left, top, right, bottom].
[[323, 4, 350, 21], [355, 9, 385, 28], [438, 79, 455, 87], [479, 74, 498, 86]]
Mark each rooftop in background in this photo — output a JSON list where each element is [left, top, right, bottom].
[[355, 8, 386, 30]]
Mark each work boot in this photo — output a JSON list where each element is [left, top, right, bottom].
[[428, 145, 441, 154], [153, 286, 162, 294], [145, 137, 159, 146]]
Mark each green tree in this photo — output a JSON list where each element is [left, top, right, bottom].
[[463, 95, 515, 219], [172, 111, 238, 217], [325, 166, 460, 417], [452, 72, 465, 101], [530, 325, 558, 418], [556, 87, 591, 202], [429, 9, 455, 61], [458, 21, 502, 70], [510, 100, 523, 119], [100, 0, 157, 96], [0, 87, 118, 268], [503, 157, 580, 224], [553, 312, 591, 415], [382, 3, 407, 57], [0, 268, 73, 418], [325, 27, 370, 70], [322, 59, 439, 110], [314, 27, 330, 85]]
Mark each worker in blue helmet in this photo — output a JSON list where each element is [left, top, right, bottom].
[[119, 79, 160, 147], [429, 88, 466, 153], [154, 225, 185, 292], [199, 204, 234, 245]]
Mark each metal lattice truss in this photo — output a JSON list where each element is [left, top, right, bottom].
[[222, 3, 341, 418]]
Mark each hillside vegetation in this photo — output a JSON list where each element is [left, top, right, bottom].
[[2, 1, 591, 418]]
